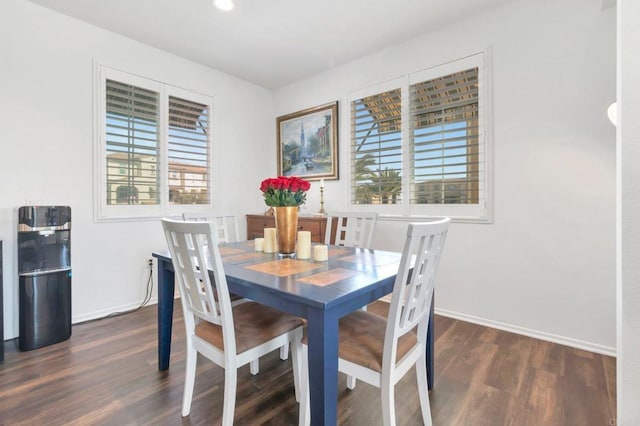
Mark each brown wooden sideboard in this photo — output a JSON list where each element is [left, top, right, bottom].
[[246, 214, 327, 243]]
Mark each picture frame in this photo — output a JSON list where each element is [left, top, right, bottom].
[[276, 101, 338, 181]]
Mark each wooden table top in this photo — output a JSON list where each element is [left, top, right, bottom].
[[154, 241, 402, 311]]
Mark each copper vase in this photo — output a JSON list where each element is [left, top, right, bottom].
[[274, 206, 299, 257]]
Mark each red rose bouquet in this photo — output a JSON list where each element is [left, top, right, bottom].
[[260, 176, 311, 207]]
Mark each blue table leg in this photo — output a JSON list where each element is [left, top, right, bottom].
[[427, 295, 434, 390], [306, 308, 339, 426], [157, 258, 175, 370]]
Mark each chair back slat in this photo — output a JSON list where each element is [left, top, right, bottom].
[[162, 219, 235, 345], [384, 219, 450, 365], [325, 211, 378, 248], [177, 232, 216, 320]]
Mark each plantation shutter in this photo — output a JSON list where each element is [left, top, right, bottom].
[[409, 67, 481, 205], [167, 96, 211, 205], [105, 79, 160, 205], [350, 88, 403, 205]]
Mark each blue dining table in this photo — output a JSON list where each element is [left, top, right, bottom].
[[153, 241, 434, 426]]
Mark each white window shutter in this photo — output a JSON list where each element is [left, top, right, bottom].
[[167, 96, 211, 205], [105, 79, 160, 205], [350, 88, 403, 205], [409, 67, 482, 205]]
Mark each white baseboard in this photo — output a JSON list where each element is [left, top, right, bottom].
[[435, 307, 617, 357], [72, 296, 158, 324]]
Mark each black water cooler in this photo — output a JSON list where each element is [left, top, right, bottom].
[[18, 206, 72, 351]]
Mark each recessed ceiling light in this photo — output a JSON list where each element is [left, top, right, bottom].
[[214, 0, 234, 11]]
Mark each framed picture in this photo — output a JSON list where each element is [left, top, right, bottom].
[[277, 101, 338, 181]]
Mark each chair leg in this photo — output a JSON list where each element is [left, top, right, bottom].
[[182, 344, 198, 417], [416, 353, 433, 426], [346, 375, 357, 390], [299, 345, 311, 426], [250, 359, 259, 375], [381, 378, 396, 426], [347, 301, 365, 391], [222, 367, 238, 426], [291, 332, 302, 402], [280, 342, 290, 360], [346, 304, 364, 390], [349, 300, 367, 394]]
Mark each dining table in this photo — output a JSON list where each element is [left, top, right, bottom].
[[153, 241, 434, 426]]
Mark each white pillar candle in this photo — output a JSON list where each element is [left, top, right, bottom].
[[313, 244, 328, 262], [297, 231, 311, 259], [263, 228, 277, 253], [254, 237, 265, 252]]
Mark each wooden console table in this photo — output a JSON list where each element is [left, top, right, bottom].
[[246, 214, 327, 243]]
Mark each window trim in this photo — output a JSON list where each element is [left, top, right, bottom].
[[347, 51, 493, 223], [94, 63, 214, 222]]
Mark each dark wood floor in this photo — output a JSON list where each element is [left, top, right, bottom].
[[0, 302, 616, 425]]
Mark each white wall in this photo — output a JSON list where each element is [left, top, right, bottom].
[[0, 0, 618, 356], [274, 0, 617, 352], [618, 0, 640, 422], [0, 0, 276, 339]]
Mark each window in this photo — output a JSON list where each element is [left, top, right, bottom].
[[96, 66, 213, 220], [352, 88, 402, 206], [349, 52, 491, 222], [167, 95, 211, 205], [105, 78, 160, 207]]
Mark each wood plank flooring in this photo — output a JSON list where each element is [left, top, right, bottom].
[[0, 302, 616, 425]]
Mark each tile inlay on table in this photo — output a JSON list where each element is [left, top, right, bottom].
[[246, 259, 323, 277], [298, 268, 361, 287]]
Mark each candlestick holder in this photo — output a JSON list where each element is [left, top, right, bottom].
[[317, 186, 327, 216]]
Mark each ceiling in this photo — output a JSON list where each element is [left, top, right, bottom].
[[27, 0, 510, 89]]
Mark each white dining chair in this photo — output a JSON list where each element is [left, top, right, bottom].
[[162, 219, 304, 425], [182, 212, 240, 244], [182, 212, 291, 366], [300, 218, 450, 426], [324, 211, 378, 249], [324, 211, 379, 388], [182, 213, 245, 310]]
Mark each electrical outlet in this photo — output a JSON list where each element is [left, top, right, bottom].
[[146, 257, 154, 269]]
